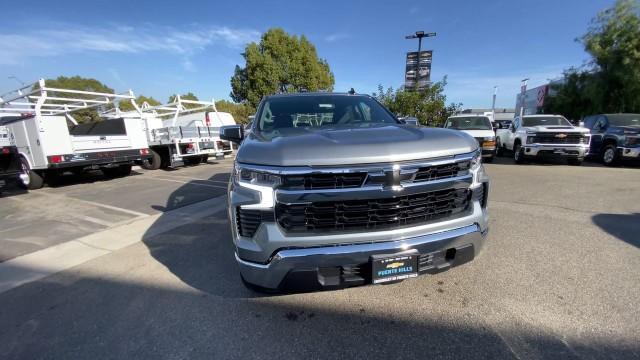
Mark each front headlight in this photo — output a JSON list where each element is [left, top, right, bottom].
[[234, 163, 282, 187], [470, 149, 482, 170], [625, 136, 639, 147]]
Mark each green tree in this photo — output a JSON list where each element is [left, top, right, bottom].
[[39, 76, 115, 123], [230, 28, 335, 108], [215, 100, 254, 124], [582, 0, 640, 112], [546, 0, 640, 117], [118, 95, 161, 112], [168, 92, 201, 109], [373, 78, 462, 126]]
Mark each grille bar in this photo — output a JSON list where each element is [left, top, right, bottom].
[[530, 133, 586, 144], [276, 188, 471, 233]]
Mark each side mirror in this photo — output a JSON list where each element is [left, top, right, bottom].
[[510, 125, 516, 133], [220, 125, 244, 143]]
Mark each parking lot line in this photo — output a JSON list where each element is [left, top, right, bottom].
[[135, 176, 228, 189], [33, 191, 149, 218], [0, 195, 227, 294], [147, 172, 229, 185]]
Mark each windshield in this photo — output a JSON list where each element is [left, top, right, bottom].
[[257, 95, 397, 131], [444, 116, 492, 130], [607, 114, 640, 126], [522, 116, 572, 127]]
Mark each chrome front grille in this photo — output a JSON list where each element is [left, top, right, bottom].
[[276, 188, 471, 233]]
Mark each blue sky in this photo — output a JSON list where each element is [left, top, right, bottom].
[[1, 0, 614, 108]]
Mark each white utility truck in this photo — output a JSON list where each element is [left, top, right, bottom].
[[0, 79, 151, 189], [105, 96, 234, 169]]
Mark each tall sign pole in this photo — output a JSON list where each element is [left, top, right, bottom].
[[405, 31, 436, 90], [519, 78, 529, 118], [491, 86, 498, 120]]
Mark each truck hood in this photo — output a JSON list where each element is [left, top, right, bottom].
[[457, 129, 496, 138], [609, 125, 640, 135], [524, 125, 589, 133], [237, 124, 478, 166]]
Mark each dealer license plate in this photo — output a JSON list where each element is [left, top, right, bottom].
[[371, 254, 418, 284]]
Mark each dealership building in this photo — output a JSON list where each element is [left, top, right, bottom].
[[515, 79, 563, 116]]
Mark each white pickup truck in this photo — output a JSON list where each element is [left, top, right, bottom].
[[496, 114, 590, 165]]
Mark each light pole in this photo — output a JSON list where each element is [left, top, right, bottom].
[[491, 86, 498, 120], [519, 78, 529, 119], [405, 31, 436, 89]]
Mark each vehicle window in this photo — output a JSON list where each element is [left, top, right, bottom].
[[583, 116, 594, 129], [444, 117, 492, 130], [522, 116, 572, 127], [513, 118, 520, 129], [606, 114, 640, 126], [257, 95, 397, 131]]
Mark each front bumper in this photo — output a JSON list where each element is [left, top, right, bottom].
[[620, 146, 640, 158], [523, 143, 589, 158], [229, 159, 490, 291], [237, 223, 488, 291]]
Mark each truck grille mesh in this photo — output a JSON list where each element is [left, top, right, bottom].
[[282, 173, 367, 190], [531, 133, 585, 144], [236, 208, 275, 238], [276, 188, 471, 233]]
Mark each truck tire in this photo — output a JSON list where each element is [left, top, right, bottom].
[[141, 149, 162, 170], [602, 144, 619, 166], [18, 157, 44, 190], [102, 164, 132, 178], [567, 158, 583, 166], [496, 139, 504, 157], [201, 155, 209, 164], [184, 156, 200, 166], [513, 143, 526, 164]]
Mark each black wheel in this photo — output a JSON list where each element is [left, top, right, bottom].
[[602, 144, 619, 166], [513, 143, 526, 164], [496, 139, 504, 157], [102, 164, 132, 178], [567, 158, 583, 166], [183, 156, 201, 166], [117, 164, 132, 176], [45, 170, 64, 186], [18, 157, 44, 190], [141, 149, 162, 170], [201, 155, 209, 164]]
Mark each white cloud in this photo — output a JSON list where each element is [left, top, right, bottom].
[[324, 33, 350, 43], [0, 23, 260, 65]]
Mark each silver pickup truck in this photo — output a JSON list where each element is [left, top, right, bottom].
[[221, 92, 490, 292]]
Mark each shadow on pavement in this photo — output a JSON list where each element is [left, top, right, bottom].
[[592, 213, 640, 248], [141, 172, 249, 298], [0, 262, 637, 359], [0, 169, 638, 358]]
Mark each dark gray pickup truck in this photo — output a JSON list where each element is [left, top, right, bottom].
[[220, 92, 490, 292]]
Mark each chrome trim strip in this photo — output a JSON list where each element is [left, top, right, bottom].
[[274, 173, 473, 195], [236, 224, 481, 267], [236, 150, 477, 175]]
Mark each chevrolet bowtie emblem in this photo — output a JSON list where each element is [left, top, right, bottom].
[[555, 133, 567, 138], [385, 165, 402, 189]]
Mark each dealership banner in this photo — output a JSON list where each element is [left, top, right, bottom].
[[405, 50, 432, 90]]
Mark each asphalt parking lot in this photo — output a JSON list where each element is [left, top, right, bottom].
[[0, 156, 639, 359]]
